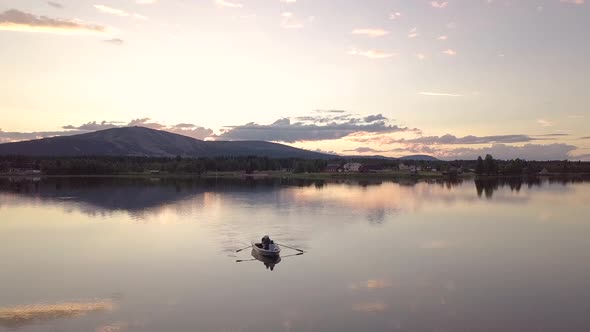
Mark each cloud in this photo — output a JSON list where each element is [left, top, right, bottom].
[[416, 53, 425, 60], [314, 109, 347, 113], [348, 48, 394, 59], [168, 124, 214, 140], [419, 92, 462, 97], [437, 35, 448, 40], [537, 119, 553, 127], [280, 0, 297, 3], [0, 129, 86, 144], [0, 9, 106, 35], [568, 115, 585, 118], [352, 28, 389, 37], [430, 1, 449, 8], [93, 5, 126, 16], [136, 0, 157, 3], [344, 147, 387, 154], [389, 12, 401, 20], [281, 12, 303, 29], [62, 121, 120, 131], [442, 143, 578, 161], [364, 114, 387, 122], [535, 133, 569, 137], [103, 38, 124, 44], [392, 134, 543, 145], [215, 0, 243, 8], [125, 119, 213, 139], [133, 13, 148, 20], [128, 118, 166, 130], [407, 27, 418, 38], [442, 49, 456, 56], [580, 136, 590, 140], [217, 113, 413, 143], [573, 154, 590, 161], [93, 5, 148, 20], [47, 1, 63, 9], [389, 144, 439, 155], [560, 0, 584, 5]]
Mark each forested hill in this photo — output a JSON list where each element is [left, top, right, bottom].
[[0, 126, 332, 159]]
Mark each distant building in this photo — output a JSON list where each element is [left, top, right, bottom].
[[408, 165, 422, 173], [539, 168, 550, 175], [398, 163, 410, 171], [324, 163, 343, 173], [343, 162, 362, 172]]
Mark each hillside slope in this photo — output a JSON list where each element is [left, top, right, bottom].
[[0, 127, 331, 159]]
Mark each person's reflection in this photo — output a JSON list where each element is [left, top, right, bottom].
[[251, 249, 280, 271]]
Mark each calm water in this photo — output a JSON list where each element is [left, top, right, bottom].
[[1, 176, 590, 332]]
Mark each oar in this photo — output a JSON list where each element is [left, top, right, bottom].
[[276, 243, 305, 253], [235, 244, 252, 253], [237, 252, 302, 263], [281, 252, 304, 258], [236, 258, 257, 263]]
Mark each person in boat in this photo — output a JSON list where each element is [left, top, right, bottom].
[[261, 235, 271, 250]]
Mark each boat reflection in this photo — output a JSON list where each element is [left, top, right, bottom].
[[236, 249, 304, 271], [252, 249, 282, 271]]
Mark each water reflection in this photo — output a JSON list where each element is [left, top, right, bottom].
[[0, 300, 113, 328], [251, 249, 282, 271], [0, 176, 588, 221], [474, 176, 589, 198], [1, 176, 590, 332]]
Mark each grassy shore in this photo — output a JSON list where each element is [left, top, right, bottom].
[[219, 170, 451, 180]]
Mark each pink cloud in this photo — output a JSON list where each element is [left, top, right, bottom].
[[352, 28, 389, 37], [348, 48, 395, 59], [560, 0, 584, 5], [389, 12, 401, 20], [429, 1, 449, 9]]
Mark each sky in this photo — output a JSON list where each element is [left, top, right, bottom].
[[0, 0, 589, 160]]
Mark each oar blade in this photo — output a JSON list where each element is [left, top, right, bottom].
[[276, 242, 306, 253], [235, 245, 252, 253]]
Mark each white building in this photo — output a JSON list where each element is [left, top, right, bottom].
[[343, 162, 362, 172], [399, 163, 410, 171]]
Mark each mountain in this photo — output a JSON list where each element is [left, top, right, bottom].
[[0, 126, 332, 159], [399, 155, 440, 161]]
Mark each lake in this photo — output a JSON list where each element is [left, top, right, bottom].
[[1, 176, 590, 332]]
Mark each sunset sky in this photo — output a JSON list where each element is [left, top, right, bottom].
[[1, 0, 589, 160]]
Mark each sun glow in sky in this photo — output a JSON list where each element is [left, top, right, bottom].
[[0, 0, 589, 160]]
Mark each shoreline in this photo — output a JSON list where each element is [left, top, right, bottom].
[[1, 171, 588, 181]]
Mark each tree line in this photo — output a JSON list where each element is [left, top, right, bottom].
[[0, 155, 589, 175], [0, 156, 328, 175]]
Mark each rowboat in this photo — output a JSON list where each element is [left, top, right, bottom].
[[251, 241, 281, 257]]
